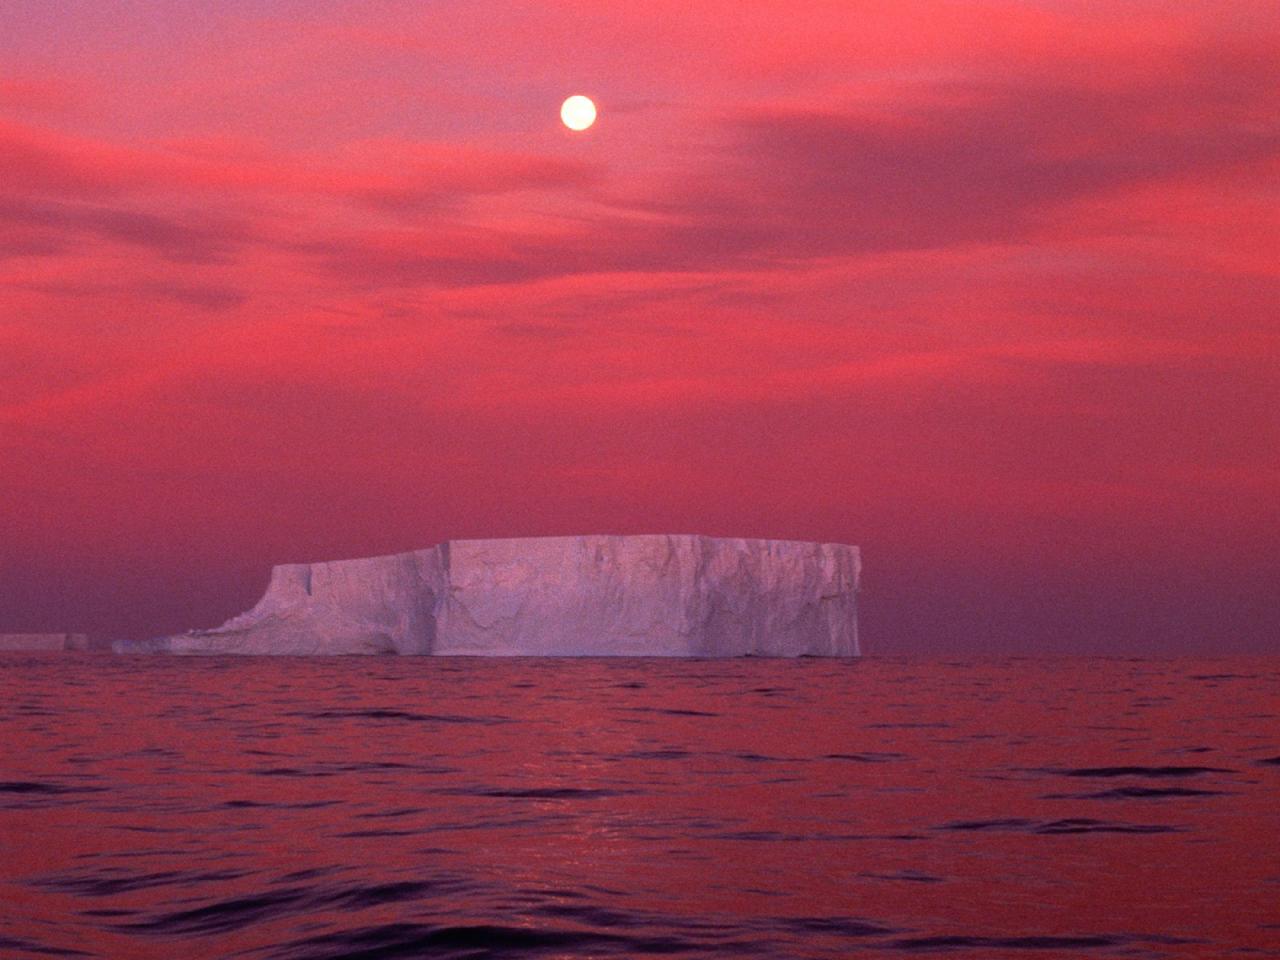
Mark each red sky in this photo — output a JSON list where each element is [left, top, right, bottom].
[[1, 1, 1277, 653]]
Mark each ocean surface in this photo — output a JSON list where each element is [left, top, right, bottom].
[[2, 655, 1278, 960]]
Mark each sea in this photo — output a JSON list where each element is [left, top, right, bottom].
[[1, 655, 1277, 959]]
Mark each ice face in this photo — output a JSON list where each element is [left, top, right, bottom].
[[122, 535, 860, 657]]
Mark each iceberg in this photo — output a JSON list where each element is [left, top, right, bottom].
[[118, 535, 860, 657], [0, 633, 89, 652]]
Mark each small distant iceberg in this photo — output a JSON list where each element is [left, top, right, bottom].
[[0, 633, 90, 652], [116, 534, 861, 657]]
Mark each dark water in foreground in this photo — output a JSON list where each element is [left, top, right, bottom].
[[2, 656, 1278, 959]]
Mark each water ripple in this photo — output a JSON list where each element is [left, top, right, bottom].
[[2, 654, 1276, 959]]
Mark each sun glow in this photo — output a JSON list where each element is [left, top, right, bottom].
[[560, 95, 597, 131]]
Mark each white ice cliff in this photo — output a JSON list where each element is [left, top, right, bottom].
[[117, 535, 861, 657]]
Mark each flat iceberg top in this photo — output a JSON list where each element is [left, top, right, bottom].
[[121, 534, 860, 658], [322, 534, 857, 567], [450, 534, 853, 547]]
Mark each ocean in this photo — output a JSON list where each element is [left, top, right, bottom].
[[1, 655, 1277, 959]]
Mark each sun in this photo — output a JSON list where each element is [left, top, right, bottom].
[[560, 95, 597, 132]]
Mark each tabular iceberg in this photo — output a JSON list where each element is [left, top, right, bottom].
[[119, 535, 860, 657]]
